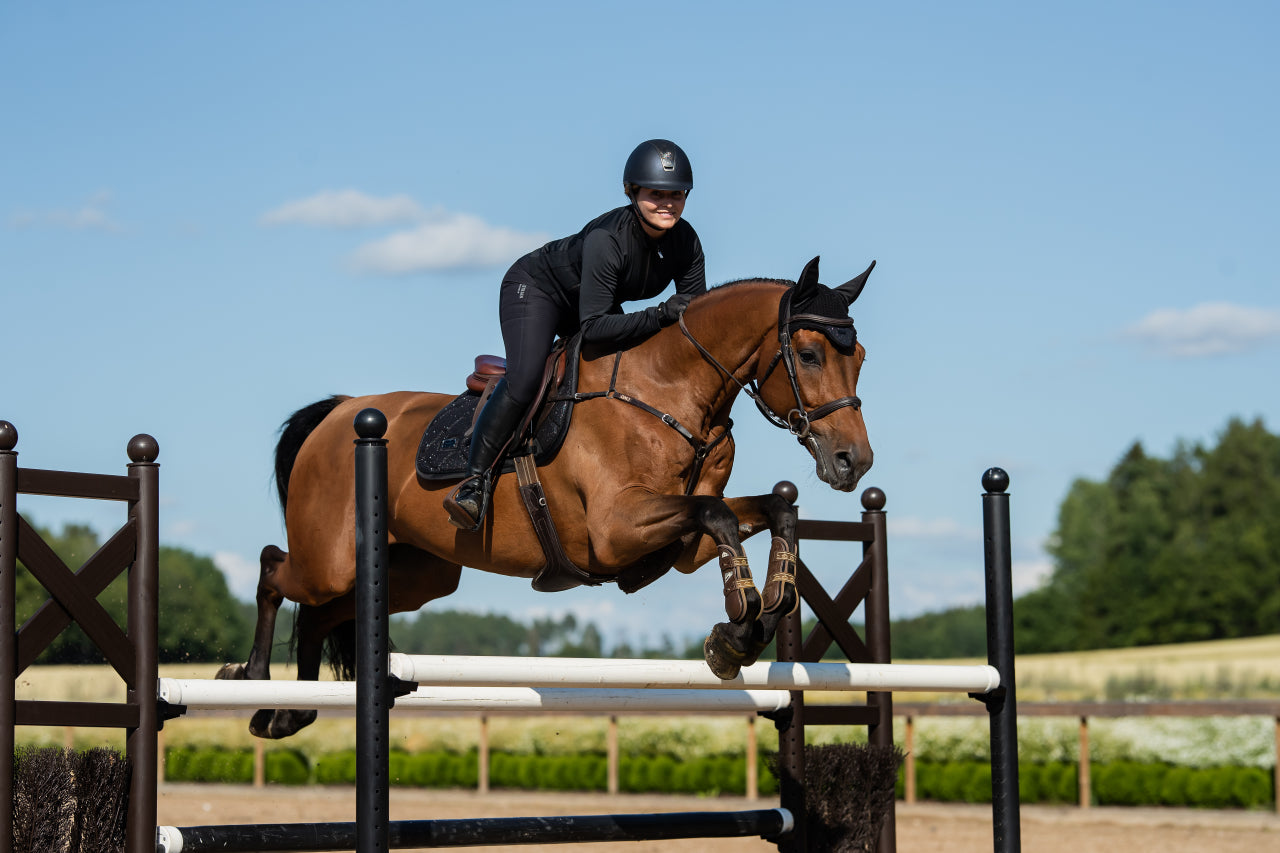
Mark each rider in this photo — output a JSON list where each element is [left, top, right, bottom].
[[444, 139, 707, 530]]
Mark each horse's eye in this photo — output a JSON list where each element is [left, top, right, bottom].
[[798, 349, 820, 366]]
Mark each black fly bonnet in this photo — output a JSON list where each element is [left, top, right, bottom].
[[757, 255, 874, 438]]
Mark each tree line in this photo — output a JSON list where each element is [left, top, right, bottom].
[[1016, 416, 1280, 652], [888, 416, 1280, 657], [19, 416, 1277, 664]]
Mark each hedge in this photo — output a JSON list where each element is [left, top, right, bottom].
[[163, 747, 775, 795], [161, 746, 1272, 809], [165, 746, 310, 786], [904, 760, 1273, 809]]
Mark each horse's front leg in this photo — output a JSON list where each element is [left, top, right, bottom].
[[677, 489, 800, 665], [689, 496, 764, 680], [595, 489, 761, 679], [732, 492, 800, 659]]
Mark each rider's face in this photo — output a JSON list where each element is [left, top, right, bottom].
[[633, 187, 687, 235]]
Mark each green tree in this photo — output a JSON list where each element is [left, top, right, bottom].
[[892, 605, 987, 659], [1019, 417, 1280, 653], [390, 609, 531, 655], [155, 545, 253, 662]]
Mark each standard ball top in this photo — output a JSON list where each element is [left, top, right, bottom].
[[772, 480, 798, 505], [128, 434, 160, 463], [861, 487, 886, 511], [0, 420, 16, 451], [982, 467, 1010, 493], [354, 408, 388, 439]]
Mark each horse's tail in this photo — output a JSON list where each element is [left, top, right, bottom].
[[274, 395, 350, 513], [321, 617, 357, 681]]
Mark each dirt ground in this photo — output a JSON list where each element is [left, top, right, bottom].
[[157, 783, 1280, 852]]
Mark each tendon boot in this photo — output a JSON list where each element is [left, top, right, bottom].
[[444, 379, 526, 531]]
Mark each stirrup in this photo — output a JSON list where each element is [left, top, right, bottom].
[[444, 474, 491, 532]]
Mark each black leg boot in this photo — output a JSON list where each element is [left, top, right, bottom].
[[443, 379, 526, 531]]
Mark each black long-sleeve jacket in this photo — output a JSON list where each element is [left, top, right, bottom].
[[510, 205, 706, 344]]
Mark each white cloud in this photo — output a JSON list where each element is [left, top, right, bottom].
[[213, 551, 259, 602], [260, 189, 427, 228], [1011, 558, 1052, 596], [349, 213, 549, 274], [9, 190, 123, 231], [166, 520, 197, 538], [260, 189, 549, 273], [888, 516, 980, 542], [1124, 302, 1280, 357]]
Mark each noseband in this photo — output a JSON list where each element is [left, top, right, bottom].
[[678, 288, 862, 442]]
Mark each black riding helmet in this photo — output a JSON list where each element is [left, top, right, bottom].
[[623, 139, 693, 193]]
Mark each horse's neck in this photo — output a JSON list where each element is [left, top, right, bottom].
[[692, 280, 781, 388], [627, 281, 783, 427]]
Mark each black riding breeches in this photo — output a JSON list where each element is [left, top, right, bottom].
[[498, 276, 571, 405]]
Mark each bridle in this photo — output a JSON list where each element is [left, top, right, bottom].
[[678, 287, 862, 443]]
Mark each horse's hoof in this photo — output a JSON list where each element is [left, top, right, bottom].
[[215, 662, 246, 680], [703, 627, 750, 680], [249, 708, 318, 739]]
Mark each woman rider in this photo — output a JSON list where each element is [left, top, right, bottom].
[[444, 139, 706, 530]]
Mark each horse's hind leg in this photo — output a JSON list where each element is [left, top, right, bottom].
[[245, 545, 462, 740], [214, 544, 325, 739], [248, 598, 337, 739], [216, 544, 288, 682]]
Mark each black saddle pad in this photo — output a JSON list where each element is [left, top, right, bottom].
[[416, 339, 580, 482]]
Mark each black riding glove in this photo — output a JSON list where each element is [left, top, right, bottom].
[[657, 293, 692, 325]]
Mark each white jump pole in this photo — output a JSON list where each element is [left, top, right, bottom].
[[388, 654, 1002, 695], [157, 679, 792, 715]]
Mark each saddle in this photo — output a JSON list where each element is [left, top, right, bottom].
[[415, 339, 578, 483]]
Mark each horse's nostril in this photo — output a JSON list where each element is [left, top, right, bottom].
[[834, 451, 854, 475]]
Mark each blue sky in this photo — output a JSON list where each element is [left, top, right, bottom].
[[5, 3, 1278, 653]]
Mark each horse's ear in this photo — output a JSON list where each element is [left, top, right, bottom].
[[835, 259, 876, 307], [795, 256, 821, 302]]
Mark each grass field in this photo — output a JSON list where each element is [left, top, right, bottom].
[[914, 634, 1280, 703]]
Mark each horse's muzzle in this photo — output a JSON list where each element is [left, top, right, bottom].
[[806, 435, 873, 492]]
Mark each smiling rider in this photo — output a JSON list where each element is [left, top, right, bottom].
[[444, 139, 707, 531]]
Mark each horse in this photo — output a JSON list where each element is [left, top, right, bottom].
[[218, 256, 875, 739]]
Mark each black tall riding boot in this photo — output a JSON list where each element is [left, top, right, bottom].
[[443, 379, 526, 530]]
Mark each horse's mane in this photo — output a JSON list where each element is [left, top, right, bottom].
[[712, 276, 795, 290]]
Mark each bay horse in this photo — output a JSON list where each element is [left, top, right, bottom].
[[219, 256, 875, 739]]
